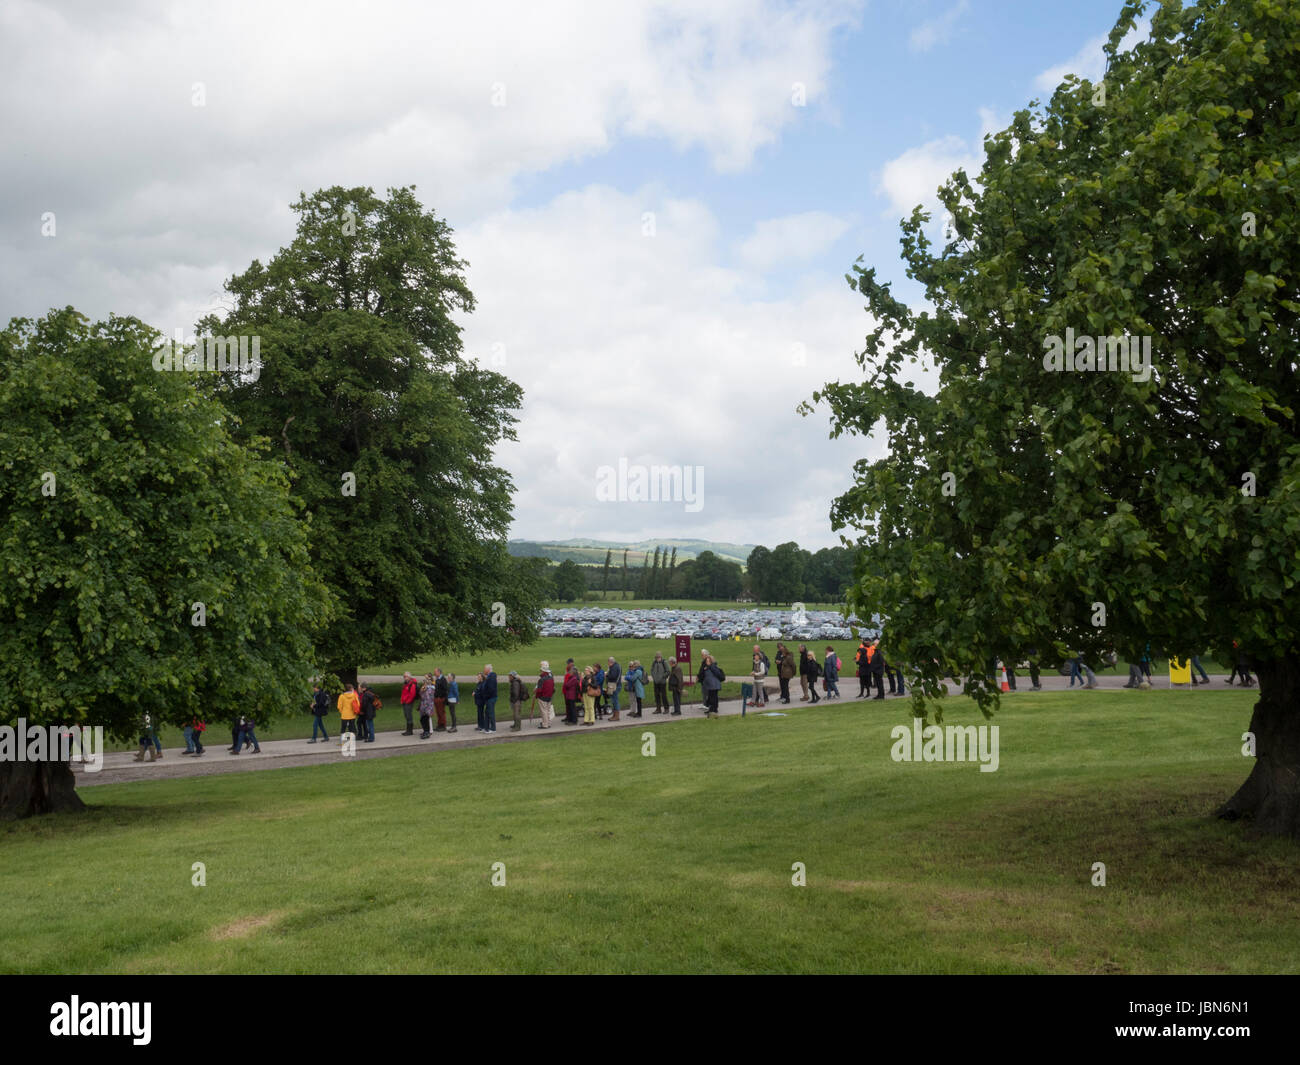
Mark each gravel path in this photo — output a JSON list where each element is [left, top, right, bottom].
[[76, 669, 1240, 788]]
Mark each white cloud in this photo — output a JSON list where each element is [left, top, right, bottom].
[[455, 186, 874, 545], [909, 0, 968, 53], [1034, 19, 1152, 95], [735, 211, 853, 272], [877, 135, 980, 222]]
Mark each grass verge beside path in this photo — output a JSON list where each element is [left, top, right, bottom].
[[2, 689, 1289, 974]]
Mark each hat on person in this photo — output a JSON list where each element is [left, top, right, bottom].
[[509, 670, 518, 678]]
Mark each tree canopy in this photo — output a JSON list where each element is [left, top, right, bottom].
[[0, 309, 331, 812], [810, 0, 1300, 834], [199, 186, 544, 679]]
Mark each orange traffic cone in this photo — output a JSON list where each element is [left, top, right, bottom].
[[998, 661, 1010, 693]]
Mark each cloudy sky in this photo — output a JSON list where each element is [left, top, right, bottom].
[[1, 0, 1131, 549]]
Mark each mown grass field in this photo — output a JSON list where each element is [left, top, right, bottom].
[[3, 688, 1294, 974]]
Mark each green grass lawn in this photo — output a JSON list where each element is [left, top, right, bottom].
[[2, 688, 1293, 974]]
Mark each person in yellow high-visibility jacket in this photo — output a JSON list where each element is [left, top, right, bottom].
[[337, 684, 361, 740]]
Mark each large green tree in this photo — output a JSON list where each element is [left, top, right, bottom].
[[0, 310, 330, 817], [199, 186, 541, 683], [746, 545, 774, 603], [810, 0, 1300, 835]]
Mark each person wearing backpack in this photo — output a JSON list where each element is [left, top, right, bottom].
[[399, 672, 419, 736], [308, 683, 331, 743], [650, 652, 670, 713], [823, 646, 840, 699], [508, 671, 529, 731], [698, 653, 724, 716]]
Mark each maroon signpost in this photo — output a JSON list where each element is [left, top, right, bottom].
[[675, 634, 692, 688]]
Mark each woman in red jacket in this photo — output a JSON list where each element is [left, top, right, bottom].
[[562, 662, 581, 726], [536, 662, 556, 729]]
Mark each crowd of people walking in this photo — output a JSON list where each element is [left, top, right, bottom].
[[147, 635, 1244, 759]]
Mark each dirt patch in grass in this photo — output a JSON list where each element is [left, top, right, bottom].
[[210, 910, 288, 940]]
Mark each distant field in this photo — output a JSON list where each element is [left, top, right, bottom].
[[3, 689, 1289, 974]]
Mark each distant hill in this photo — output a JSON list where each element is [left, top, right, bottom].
[[508, 538, 756, 567]]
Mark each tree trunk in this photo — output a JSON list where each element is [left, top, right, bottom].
[[1217, 658, 1300, 838], [336, 665, 359, 689], [0, 760, 86, 821]]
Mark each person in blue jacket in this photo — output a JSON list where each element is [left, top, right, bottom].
[[823, 646, 840, 699], [626, 660, 646, 717], [446, 675, 460, 733]]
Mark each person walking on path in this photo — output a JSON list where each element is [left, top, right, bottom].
[[445, 675, 460, 732], [399, 673, 418, 736], [134, 712, 161, 762], [536, 662, 556, 729], [824, 646, 841, 699], [309, 684, 331, 743], [182, 715, 206, 756], [806, 653, 822, 703], [582, 667, 599, 726], [798, 644, 814, 701], [650, 652, 670, 713], [508, 671, 529, 731], [359, 685, 378, 742], [855, 640, 872, 698], [419, 674, 436, 738], [433, 669, 449, 731], [593, 661, 606, 719], [482, 665, 499, 733], [473, 672, 486, 732], [698, 653, 724, 716], [606, 657, 622, 718], [338, 684, 360, 740], [1191, 655, 1211, 685], [750, 651, 769, 707], [775, 643, 795, 704], [230, 712, 262, 754], [562, 662, 580, 724], [669, 658, 683, 715], [626, 660, 646, 717], [869, 640, 887, 700]]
